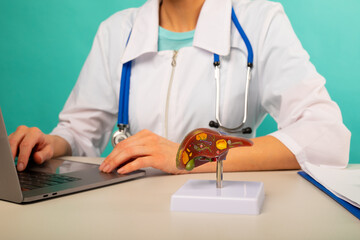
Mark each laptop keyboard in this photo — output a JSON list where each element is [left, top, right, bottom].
[[18, 171, 81, 190]]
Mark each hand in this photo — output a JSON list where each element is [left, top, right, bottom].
[[8, 126, 55, 171], [99, 129, 184, 174]]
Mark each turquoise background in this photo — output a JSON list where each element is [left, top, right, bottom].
[[0, 0, 359, 163]]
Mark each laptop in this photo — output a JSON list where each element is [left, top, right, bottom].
[[0, 108, 146, 203]]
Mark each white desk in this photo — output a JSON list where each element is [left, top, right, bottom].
[[0, 157, 359, 240]]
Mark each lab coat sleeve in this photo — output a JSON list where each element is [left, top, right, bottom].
[[50, 22, 119, 156], [257, 4, 351, 168]]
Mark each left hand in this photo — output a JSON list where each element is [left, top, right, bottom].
[[99, 129, 184, 174]]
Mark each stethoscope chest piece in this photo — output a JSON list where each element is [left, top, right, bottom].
[[111, 124, 131, 147]]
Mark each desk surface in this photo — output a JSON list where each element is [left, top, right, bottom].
[[0, 157, 359, 240]]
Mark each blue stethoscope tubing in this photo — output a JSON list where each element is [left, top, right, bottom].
[[118, 61, 131, 126], [209, 7, 253, 134], [117, 31, 133, 127], [213, 8, 253, 66], [112, 7, 253, 146], [231, 7, 253, 66]]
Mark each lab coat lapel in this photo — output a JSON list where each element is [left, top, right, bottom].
[[121, 0, 159, 63], [194, 0, 232, 56]]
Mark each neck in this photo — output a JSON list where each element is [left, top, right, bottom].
[[159, 0, 205, 32]]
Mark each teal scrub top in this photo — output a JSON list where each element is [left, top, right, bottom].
[[158, 26, 194, 51]]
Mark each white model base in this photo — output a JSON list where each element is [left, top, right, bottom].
[[170, 179, 264, 215]]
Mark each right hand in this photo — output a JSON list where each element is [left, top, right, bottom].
[[8, 126, 55, 171]]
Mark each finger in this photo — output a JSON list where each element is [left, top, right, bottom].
[[32, 144, 54, 164], [99, 129, 159, 172], [99, 132, 151, 171], [17, 129, 44, 171], [8, 126, 28, 160], [100, 145, 149, 172], [99, 145, 127, 172], [100, 145, 152, 173], [117, 156, 152, 174]]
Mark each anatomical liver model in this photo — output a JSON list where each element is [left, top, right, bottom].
[[176, 128, 253, 188], [176, 128, 253, 170]]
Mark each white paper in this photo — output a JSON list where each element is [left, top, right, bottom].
[[302, 162, 360, 208]]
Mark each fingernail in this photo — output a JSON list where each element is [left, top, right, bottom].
[[99, 162, 108, 171], [117, 168, 125, 174], [99, 163, 105, 170], [17, 162, 24, 171], [103, 164, 111, 173]]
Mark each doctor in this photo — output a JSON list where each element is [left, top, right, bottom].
[[9, 0, 350, 174]]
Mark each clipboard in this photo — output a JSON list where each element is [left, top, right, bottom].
[[298, 171, 360, 220]]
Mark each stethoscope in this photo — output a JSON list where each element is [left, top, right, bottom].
[[112, 7, 253, 147]]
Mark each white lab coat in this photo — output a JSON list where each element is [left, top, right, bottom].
[[51, 0, 351, 168]]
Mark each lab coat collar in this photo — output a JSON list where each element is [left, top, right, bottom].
[[121, 0, 233, 63], [121, 0, 159, 63], [193, 0, 232, 56]]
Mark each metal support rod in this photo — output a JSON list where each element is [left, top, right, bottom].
[[216, 160, 223, 188]]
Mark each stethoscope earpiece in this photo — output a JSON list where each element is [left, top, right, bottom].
[[209, 120, 252, 134], [241, 127, 252, 134], [209, 121, 220, 128]]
